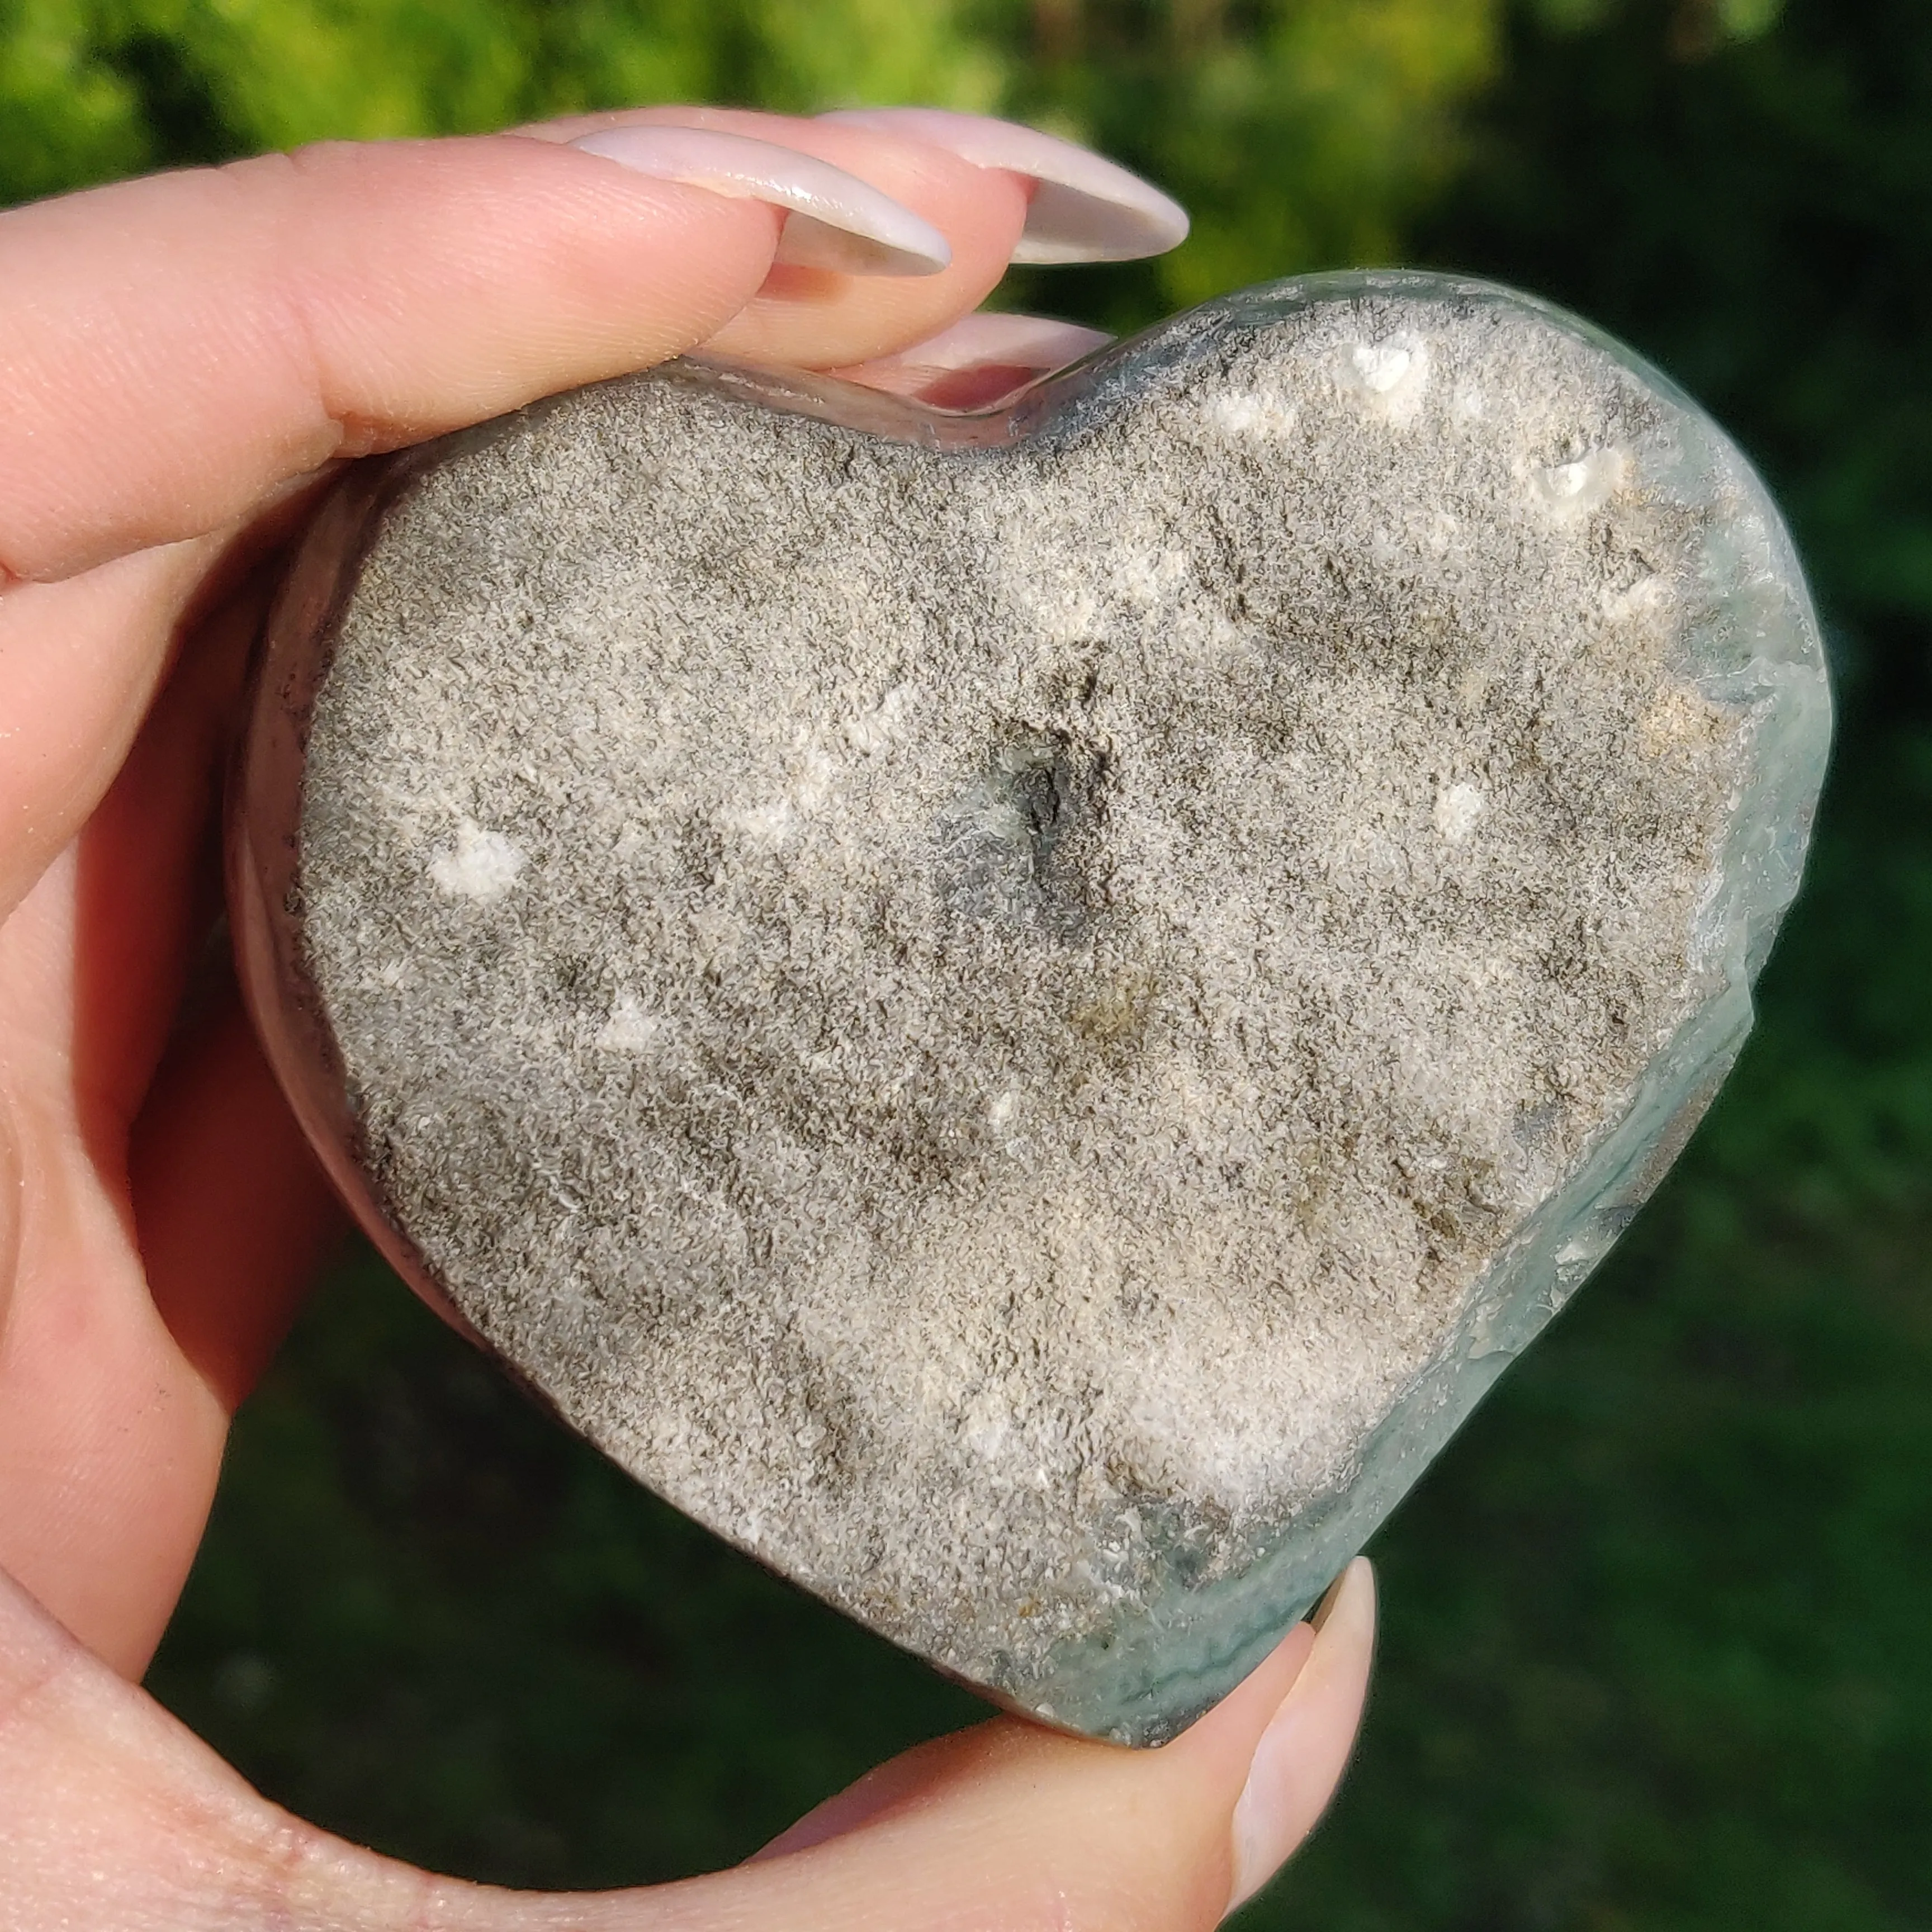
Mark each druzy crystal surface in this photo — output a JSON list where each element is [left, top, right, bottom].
[[233, 273, 1830, 1745]]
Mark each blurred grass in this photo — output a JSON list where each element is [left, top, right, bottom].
[[7, 0, 1929, 1921]]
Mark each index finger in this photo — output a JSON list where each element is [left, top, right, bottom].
[[0, 119, 1025, 585]]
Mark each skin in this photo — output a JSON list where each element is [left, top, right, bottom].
[[0, 107, 1375, 1929]]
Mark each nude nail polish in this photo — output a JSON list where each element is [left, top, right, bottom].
[[822, 107, 1188, 264], [1227, 1559, 1377, 1914], [570, 124, 951, 276], [840, 311, 1114, 410]]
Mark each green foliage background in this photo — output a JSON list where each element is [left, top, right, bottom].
[[7, 1, 1931, 1925], [1, 0, 1508, 311]]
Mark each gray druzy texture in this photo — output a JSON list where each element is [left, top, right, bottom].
[[243, 273, 1829, 1745]]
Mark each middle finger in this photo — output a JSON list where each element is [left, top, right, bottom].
[[523, 105, 1033, 369]]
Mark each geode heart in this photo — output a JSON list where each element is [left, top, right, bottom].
[[233, 272, 1829, 1745]]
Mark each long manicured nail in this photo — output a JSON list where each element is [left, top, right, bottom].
[[569, 125, 951, 277], [821, 107, 1188, 264], [1226, 1559, 1377, 1915], [864, 312, 1112, 375], [842, 312, 1113, 410]]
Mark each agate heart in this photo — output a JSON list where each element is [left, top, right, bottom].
[[232, 272, 1830, 1745]]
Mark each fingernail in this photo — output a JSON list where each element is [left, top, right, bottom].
[[1226, 1558, 1377, 1915], [842, 313, 1112, 410], [569, 125, 952, 277], [820, 107, 1188, 264], [863, 312, 1112, 376]]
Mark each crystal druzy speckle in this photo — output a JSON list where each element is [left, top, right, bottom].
[[233, 273, 1830, 1745]]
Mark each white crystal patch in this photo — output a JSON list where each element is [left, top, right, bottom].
[[1533, 447, 1627, 522], [1433, 781, 1486, 843], [595, 992, 666, 1053], [1345, 335, 1431, 423], [1208, 388, 1298, 437], [428, 819, 524, 901]]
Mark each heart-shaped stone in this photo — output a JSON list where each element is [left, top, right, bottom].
[[233, 272, 1829, 1745]]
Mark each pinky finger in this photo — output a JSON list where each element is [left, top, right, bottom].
[[834, 311, 1111, 410]]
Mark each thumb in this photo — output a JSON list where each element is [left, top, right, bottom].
[[0, 1560, 1374, 1930]]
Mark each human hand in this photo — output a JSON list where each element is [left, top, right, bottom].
[[0, 106, 1375, 1927]]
